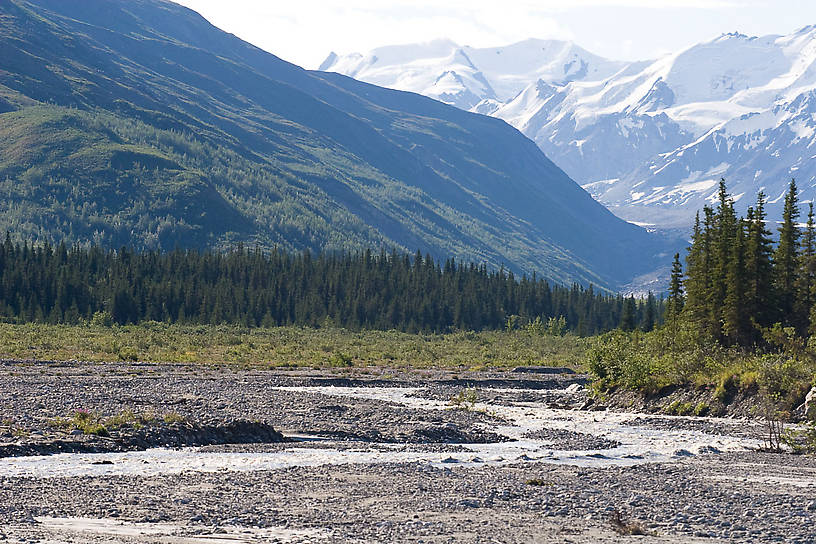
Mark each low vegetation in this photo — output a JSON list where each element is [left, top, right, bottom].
[[586, 322, 815, 413], [49, 409, 188, 438], [609, 510, 652, 537], [449, 388, 479, 410], [0, 321, 587, 370]]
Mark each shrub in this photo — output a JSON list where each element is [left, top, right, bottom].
[[663, 400, 694, 416], [90, 311, 113, 327], [609, 510, 651, 536], [693, 402, 710, 416], [327, 352, 353, 367], [714, 374, 737, 403], [449, 388, 478, 410], [50, 409, 110, 437], [586, 330, 667, 392], [525, 478, 551, 486]]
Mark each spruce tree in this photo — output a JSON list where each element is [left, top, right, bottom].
[[684, 212, 708, 326], [774, 179, 800, 326], [619, 296, 636, 332], [711, 180, 737, 341], [797, 202, 816, 334], [642, 292, 656, 332], [668, 252, 684, 318], [722, 222, 747, 345], [745, 192, 775, 335]]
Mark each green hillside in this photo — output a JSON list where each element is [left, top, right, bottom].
[[0, 0, 673, 289]]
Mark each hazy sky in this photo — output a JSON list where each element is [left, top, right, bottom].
[[175, 1, 816, 69]]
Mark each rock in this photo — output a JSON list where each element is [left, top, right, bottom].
[[565, 383, 583, 394]]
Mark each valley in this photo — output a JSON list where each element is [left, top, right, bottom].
[[2, 2, 816, 543], [0, 0, 676, 291]]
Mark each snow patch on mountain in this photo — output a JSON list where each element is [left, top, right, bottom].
[[321, 27, 816, 228], [320, 39, 628, 109]]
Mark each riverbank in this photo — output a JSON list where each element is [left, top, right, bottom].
[[0, 361, 813, 543]]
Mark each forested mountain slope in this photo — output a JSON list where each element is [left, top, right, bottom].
[[0, 0, 671, 289]]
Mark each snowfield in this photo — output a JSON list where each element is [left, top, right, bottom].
[[322, 27, 816, 227]]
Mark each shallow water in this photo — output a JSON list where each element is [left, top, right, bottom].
[[0, 385, 762, 478], [32, 517, 331, 543]]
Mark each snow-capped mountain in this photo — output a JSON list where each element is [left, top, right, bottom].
[[321, 28, 816, 228], [319, 39, 628, 110]]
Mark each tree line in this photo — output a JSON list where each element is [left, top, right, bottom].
[[669, 179, 815, 346], [0, 236, 659, 334]]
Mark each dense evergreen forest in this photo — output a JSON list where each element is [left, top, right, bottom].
[[0, 236, 659, 335], [671, 178, 816, 346]]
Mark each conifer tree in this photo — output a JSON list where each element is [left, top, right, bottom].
[[745, 192, 775, 335], [723, 221, 747, 345], [668, 252, 684, 318], [642, 292, 656, 332], [619, 296, 636, 332], [797, 202, 816, 334], [774, 179, 800, 326], [684, 212, 707, 325], [711, 180, 738, 341]]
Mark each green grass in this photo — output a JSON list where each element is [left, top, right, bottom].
[[50, 410, 110, 437], [0, 322, 587, 369]]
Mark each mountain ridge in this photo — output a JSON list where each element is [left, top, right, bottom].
[[323, 28, 816, 228], [0, 0, 672, 290]]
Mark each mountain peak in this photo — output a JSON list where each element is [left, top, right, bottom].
[[318, 51, 339, 71], [321, 24, 816, 230], [322, 37, 628, 105]]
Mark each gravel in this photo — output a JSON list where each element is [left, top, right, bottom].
[[0, 361, 813, 543]]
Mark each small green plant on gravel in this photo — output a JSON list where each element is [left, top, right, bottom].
[[663, 400, 695, 416], [51, 409, 169, 436], [105, 410, 156, 431], [449, 388, 478, 411], [162, 412, 186, 424], [693, 402, 710, 416], [50, 409, 110, 437]]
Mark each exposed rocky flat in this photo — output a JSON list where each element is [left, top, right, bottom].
[[0, 361, 812, 543]]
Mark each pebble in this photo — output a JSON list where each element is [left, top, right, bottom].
[[0, 362, 813, 543]]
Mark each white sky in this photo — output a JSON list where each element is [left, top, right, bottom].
[[174, 0, 816, 69]]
